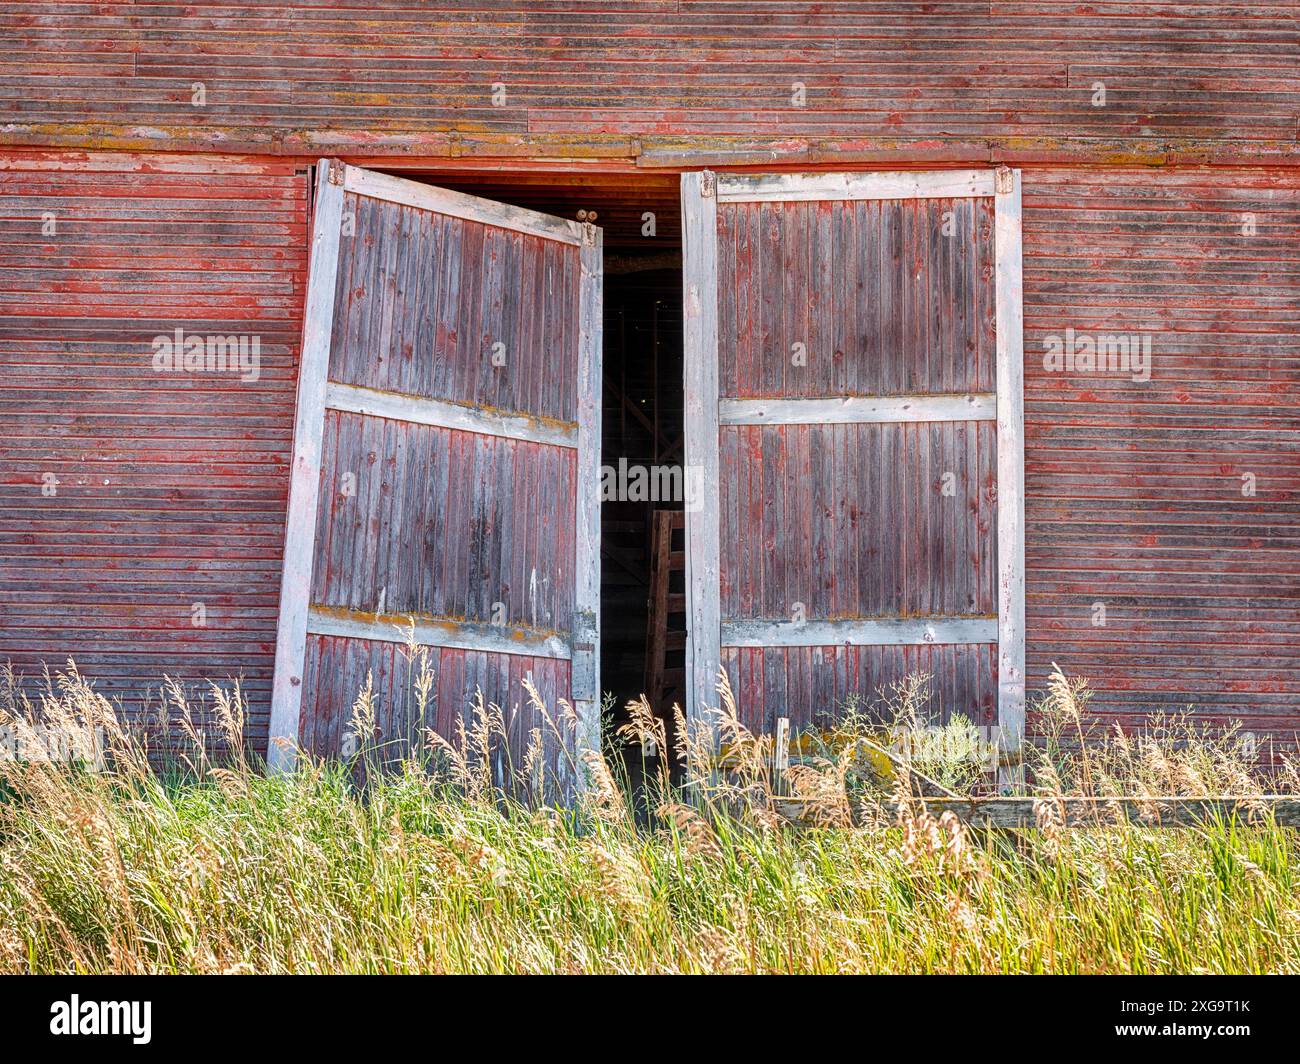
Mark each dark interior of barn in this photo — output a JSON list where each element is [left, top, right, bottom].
[[374, 168, 686, 770]]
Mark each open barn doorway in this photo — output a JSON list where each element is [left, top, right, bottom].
[[599, 255, 686, 785], [359, 166, 686, 785], [285, 162, 1026, 798]]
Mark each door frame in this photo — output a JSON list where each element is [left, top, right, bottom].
[[680, 167, 1025, 772], [267, 159, 603, 773]]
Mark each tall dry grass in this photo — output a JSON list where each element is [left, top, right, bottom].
[[0, 658, 1298, 974]]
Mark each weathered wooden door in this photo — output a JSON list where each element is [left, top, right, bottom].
[[269, 161, 601, 797], [681, 169, 1024, 765]]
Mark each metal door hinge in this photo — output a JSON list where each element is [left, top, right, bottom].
[[327, 159, 345, 186], [701, 170, 716, 198], [571, 617, 599, 703], [572, 644, 598, 702], [995, 166, 1015, 194]]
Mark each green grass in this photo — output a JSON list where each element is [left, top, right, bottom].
[[1, 661, 1298, 974]]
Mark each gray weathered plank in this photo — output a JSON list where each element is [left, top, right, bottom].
[[720, 393, 995, 426], [267, 158, 344, 772], [307, 606, 572, 660], [718, 170, 997, 203], [681, 170, 722, 731], [994, 167, 1026, 786], [721, 617, 998, 648], [325, 381, 578, 449], [343, 165, 583, 246], [573, 221, 604, 770], [887, 796, 1300, 829]]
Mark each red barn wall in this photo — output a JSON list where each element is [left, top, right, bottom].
[[4, 2, 1297, 166], [3, 150, 1296, 754], [1, 2, 1296, 752], [0, 151, 309, 746], [1022, 167, 1300, 750]]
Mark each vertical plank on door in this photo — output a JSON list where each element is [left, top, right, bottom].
[[574, 221, 604, 779], [681, 171, 721, 732], [269, 159, 344, 771], [994, 167, 1026, 785]]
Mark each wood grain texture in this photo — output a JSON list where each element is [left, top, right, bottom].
[[325, 381, 578, 450], [0, 150, 309, 754], [344, 165, 584, 245], [327, 190, 580, 422], [720, 394, 995, 425], [3, 4, 1296, 163], [719, 170, 997, 202], [269, 159, 343, 770], [5, 148, 1300, 768], [718, 197, 996, 400], [706, 183, 1005, 732], [306, 605, 571, 660], [310, 412, 576, 631], [994, 168, 1026, 779], [286, 167, 595, 789], [720, 643, 997, 733], [300, 633, 575, 800], [573, 222, 604, 763], [681, 170, 721, 729], [719, 422, 997, 620], [1021, 167, 1300, 754], [721, 617, 997, 648]]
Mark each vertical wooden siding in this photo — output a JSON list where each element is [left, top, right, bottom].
[[0, 151, 308, 747], [722, 644, 999, 735], [719, 198, 996, 398], [327, 192, 580, 419], [313, 193, 579, 634], [311, 411, 576, 631], [296, 188, 583, 783], [720, 423, 997, 622], [715, 195, 999, 731], [1021, 167, 1300, 749], [300, 636, 571, 794]]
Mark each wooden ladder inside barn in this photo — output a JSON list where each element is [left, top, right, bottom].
[[643, 510, 687, 712]]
